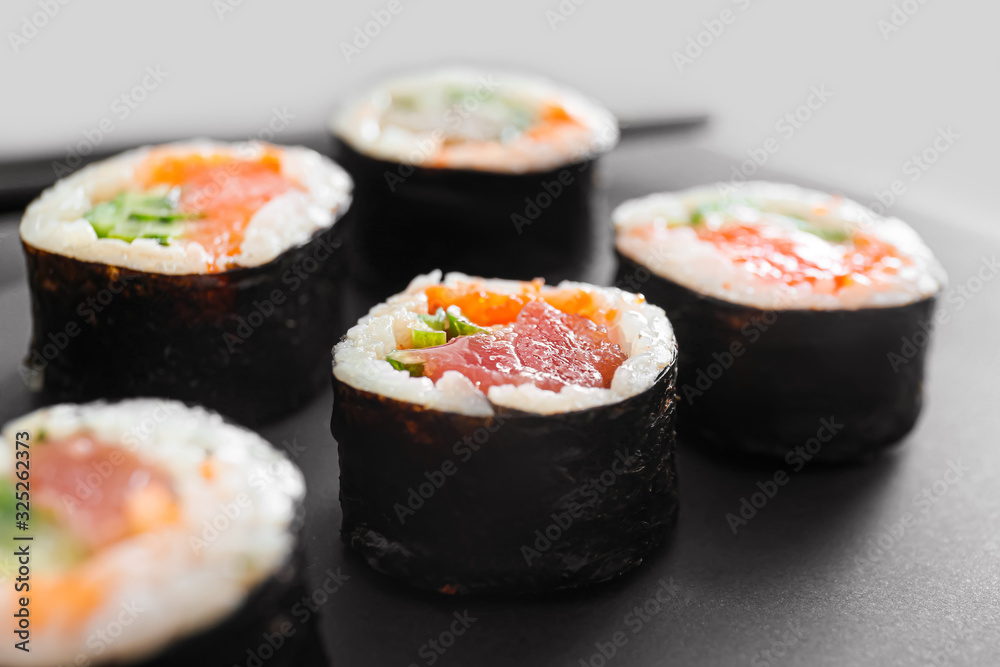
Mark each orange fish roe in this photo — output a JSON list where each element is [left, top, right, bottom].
[[695, 221, 904, 289], [425, 280, 544, 326], [525, 102, 583, 140], [542, 289, 632, 327], [139, 150, 299, 271], [426, 279, 631, 326]]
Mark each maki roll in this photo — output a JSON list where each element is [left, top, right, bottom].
[[329, 68, 619, 299], [0, 399, 308, 666], [614, 182, 947, 462], [20, 140, 352, 425], [331, 271, 678, 594]]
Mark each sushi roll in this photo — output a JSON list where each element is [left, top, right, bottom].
[[0, 399, 309, 666], [331, 271, 677, 594], [20, 140, 353, 425], [614, 182, 947, 462], [329, 67, 619, 300]]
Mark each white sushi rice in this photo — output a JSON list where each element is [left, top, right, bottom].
[[614, 181, 947, 310], [333, 271, 676, 417], [331, 67, 619, 173], [0, 399, 304, 667], [20, 140, 352, 275]]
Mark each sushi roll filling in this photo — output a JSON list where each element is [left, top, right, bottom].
[[332, 68, 619, 173], [82, 148, 300, 272], [386, 282, 627, 393], [630, 199, 907, 291], [333, 272, 676, 416], [614, 182, 945, 310], [20, 140, 352, 275]]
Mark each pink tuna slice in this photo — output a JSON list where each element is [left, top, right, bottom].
[[412, 300, 626, 393]]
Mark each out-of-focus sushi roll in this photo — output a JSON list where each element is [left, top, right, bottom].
[[614, 182, 947, 462], [331, 271, 677, 594], [0, 399, 309, 667], [20, 140, 352, 425], [329, 68, 619, 301]]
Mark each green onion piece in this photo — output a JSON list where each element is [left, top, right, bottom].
[[445, 86, 495, 105], [417, 307, 489, 340], [386, 350, 426, 377], [446, 309, 490, 339], [120, 192, 189, 220], [391, 94, 418, 110], [418, 308, 449, 331], [690, 199, 740, 226], [412, 329, 447, 349], [779, 213, 851, 242], [508, 106, 534, 131], [800, 225, 850, 243], [0, 479, 14, 524]]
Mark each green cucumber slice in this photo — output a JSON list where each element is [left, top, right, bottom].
[[412, 329, 447, 348], [84, 190, 194, 245], [386, 350, 426, 376]]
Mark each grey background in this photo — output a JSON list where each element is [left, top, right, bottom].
[[1, 0, 997, 239]]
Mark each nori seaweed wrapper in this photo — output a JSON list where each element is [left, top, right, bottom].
[[616, 252, 936, 462], [329, 137, 600, 301], [21, 215, 351, 427], [331, 360, 679, 595]]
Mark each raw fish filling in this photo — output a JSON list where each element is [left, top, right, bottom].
[[695, 221, 902, 290], [628, 201, 908, 292], [388, 293, 626, 393], [375, 86, 589, 168]]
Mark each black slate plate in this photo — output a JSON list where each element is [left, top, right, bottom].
[[0, 137, 997, 667]]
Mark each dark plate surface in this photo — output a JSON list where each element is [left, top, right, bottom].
[[1, 137, 997, 666]]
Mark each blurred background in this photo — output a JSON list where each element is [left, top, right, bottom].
[[1, 0, 996, 236]]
